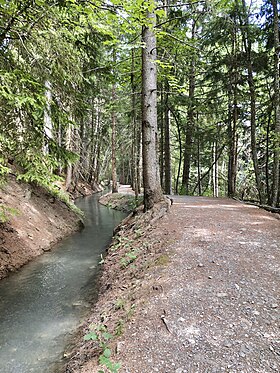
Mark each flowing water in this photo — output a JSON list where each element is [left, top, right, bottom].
[[0, 195, 127, 373]]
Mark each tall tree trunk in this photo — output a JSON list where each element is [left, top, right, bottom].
[[247, 57, 263, 202], [239, 0, 263, 203], [89, 99, 96, 184], [266, 109, 272, 203], [159, 85, 165, 187], [192, 144, 225, 195], [227, 100, 234, 197], [182, 19, 196, 194], [142, 10, 163, 211], [137, 126, 142, 195], [228, 19, 238, 198], [65, 122, 72, 190], [131, 48, 140, 198], [162, 0, 172, 195], [227, 98, 238, 197], [164, 83, 172, 194], [272, 0, 280, 207], [197, 135, 201, 195], [89, 99, 101, 184], [80, 119, 90, 182], [95, 138, 102, 184], [43, 80, 52, 155], [58, 122, 62, 175], [170, 108, 182, 195], [213, 141, 219, 197], [71, 125, 80, 189], [111, 82, 118, 193]]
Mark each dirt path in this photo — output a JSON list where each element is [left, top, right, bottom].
[[115, 197, 280, 373], [70, 196, 280, 373]]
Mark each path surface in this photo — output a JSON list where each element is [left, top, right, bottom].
[[115, 197, 280, 373]]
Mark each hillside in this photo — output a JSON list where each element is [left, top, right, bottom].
[[0, 176, 82, 279]]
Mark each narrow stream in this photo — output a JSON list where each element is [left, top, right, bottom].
[[0, 194, 127, 373]]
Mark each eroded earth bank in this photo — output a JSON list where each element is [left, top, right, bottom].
[[0, 176, 83, 279]]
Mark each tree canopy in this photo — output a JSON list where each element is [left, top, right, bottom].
[[0, 0, 279, 208]]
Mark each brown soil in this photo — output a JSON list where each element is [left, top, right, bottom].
[[0, 175, 83, 279], [64, 193, 280, 373]]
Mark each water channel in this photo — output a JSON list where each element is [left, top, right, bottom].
[[0, 194, 127, 373]]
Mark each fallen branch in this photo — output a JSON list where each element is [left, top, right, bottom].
[[234, 198, 280, 215]]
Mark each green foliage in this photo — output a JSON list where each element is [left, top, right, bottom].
[[84, 323, 112, 344], [50, 188, 84, 217], [111, 236, 133, 252], [14, 148, 83, 216], [99, 352, 121, 373], [0, 0, 278, 210], [120, 248, 138, 268], [127, 196, 143, 210], [16, 152, 61, 188], [126, 303, 136, 320], [84, 324, 121, 373], [0, 205, 19, 223], [0, 0, 102, 194], [114, 298, 125, 310], [115, 319, 124, 336], [0, 70, 45, 110], [0, 160, 10, 181]]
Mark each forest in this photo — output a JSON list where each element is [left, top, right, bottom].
[[0, 0, 279, 209]]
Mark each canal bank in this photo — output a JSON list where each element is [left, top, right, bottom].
[[0, 176, 83, 280], [0, 194, 127, 372], [64, 196, 171, 372]]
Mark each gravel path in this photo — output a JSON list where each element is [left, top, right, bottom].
[[115, 197, 280, 373]]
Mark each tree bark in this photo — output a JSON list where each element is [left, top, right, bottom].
[[65, 122, 72, 190], [131, 48, 139, 197], [192, 144, 225, 195], [239, 0, 263, 203], [213, 141, 219, 197], [170, 108, 182, 195], [111, 82, 118, 193], [228, 97, 238, 197], [142, 10, 163, 210], [131, 48, 142, 196], [182, 20, 196, 195], [266, 109, 272, 203], [164, 84, 172, 194], [159, 85, 165, 187], [227, 18, 238, 198], [272, 0, 280, 207], [197, 135, 202, 195], [43, 80, 52, 155]]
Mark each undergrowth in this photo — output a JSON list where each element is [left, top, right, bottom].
[[0, 167, 83, 219], [49, 187, 84, 217], [84, 324, 121, 373], [0, 204, 19, 223]]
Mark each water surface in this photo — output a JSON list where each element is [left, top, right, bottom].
[[0, 195, 126, 373]]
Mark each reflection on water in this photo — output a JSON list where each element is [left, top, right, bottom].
[[0, 195, 126, 373]]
